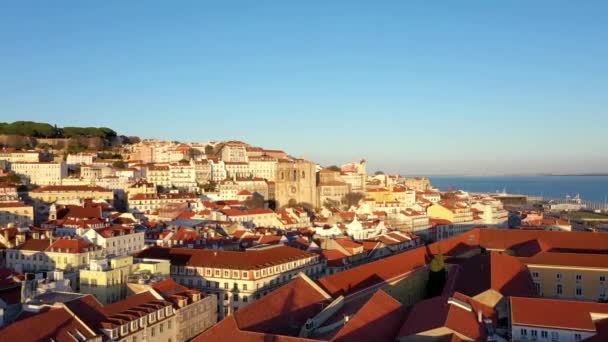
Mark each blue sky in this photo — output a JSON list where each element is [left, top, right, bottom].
[[1, 1, 607, 175]]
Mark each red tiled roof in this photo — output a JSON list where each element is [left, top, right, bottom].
[[397, 294, 486, 340], [449, 251, 537, 298], [234, 276, 330, 336], [221, 208, 274, 217], [15, 238, 51, 251], [47, 238, 98, 254], [194, 315, 319, 342], [0, 307, 97, 341], [0, 201, 29, 208], [135, 245, 316, 270], [31, 185, 111, 193], [333, 290, 406, 342], [510, 297, 608, 331], [318, 246, 429, 297]]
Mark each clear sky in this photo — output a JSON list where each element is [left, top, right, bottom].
[[1, 1, 607, 175]]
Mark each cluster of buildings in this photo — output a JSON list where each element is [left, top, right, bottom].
[[1, 141, 606, 341], [197, 228, 608, 342]]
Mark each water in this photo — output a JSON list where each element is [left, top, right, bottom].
[[428, 176, 608, 203]]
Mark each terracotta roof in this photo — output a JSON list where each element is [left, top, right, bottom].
[[318, 246, 429, 297], [15, 238, 51, 251], [234, 275, 330, 336], [450, 251, 537, 298], [194, 315, 319, 342], [510, 296, 608, 332], [0, 307, 97, 341], [47, 238, 98, 254], [31, 185, 111, 193], [333, 290, 406, 342], [519, 251, 608, 269], [135, 245, 316, 270], [221, 208, 274, 217], [397, 294, 486, 340], [0, 201, 29, 208]]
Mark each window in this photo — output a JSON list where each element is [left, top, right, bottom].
[[520, 328, 527, 336], [556, 284, 563, 295], [576, 274, 582, 282], [551, 331, 559, 341], [159, 323, 164, 333], [224, 282, 228, 289], [242, 271, 248, 278], [575, 333, 582, 341], [532, 272, 539, 278], [151, 327, 156, 337], [233, 294, 239, 302], [556, 273, 562, 280], [224, 270, 229, 277], [541, 331, 548, 338], [233, 283, 238, 290], [576, 287, 583, 296], [600, 276, 606, 282], [243, 295, 248, 303], [233, 271, 239, 278], [531, 330, 537, 337], [168, 320, 172, 329], [121, 325, 128, 335], [243, 284, 248, 291]]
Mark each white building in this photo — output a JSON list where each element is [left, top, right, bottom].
[[10, 162, 67, 185], [81, 225, 145, 257], [248, 156, 277, 181], [66, 153, 95, 166]]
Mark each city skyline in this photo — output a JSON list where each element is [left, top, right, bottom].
[[1, 1, 607, 174]]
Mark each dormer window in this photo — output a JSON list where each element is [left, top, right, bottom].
[[120, 324, 128, 335], [149, 312, 156, 322], [158, 309, 164, 319], [165, 306, 172, 316], [139, 316, 146, 326], [130, 320, 138, 331]]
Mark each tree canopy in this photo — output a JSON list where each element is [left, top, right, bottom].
[[0, 121, 117, 139]]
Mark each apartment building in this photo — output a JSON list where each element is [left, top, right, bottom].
[[224, 161, 250, 179], [80, 255, 170, 304], [0, 201, 34, 227], [169, 160, 197, 191], [82, 225, 146, 257], [219, 141, 248, 163], [65, 291, 178, 342], [248, 155, 277, 181], [136, 244, 323, 319], [128, 193, 197, 214], [218, 208, 278, 227], [151, 279, 218, 341], [10, 161, 67, 185], [5, 237, 103, 279], [66, 152, 95, 166], [427, 201, 474, 224], [29, 185, 114, 203], [145, 164, 171, 188], [0, 149, 40, 163], [510, 297, 608, 342]]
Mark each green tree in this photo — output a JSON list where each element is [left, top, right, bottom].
[[374, 170, 385, 175]]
